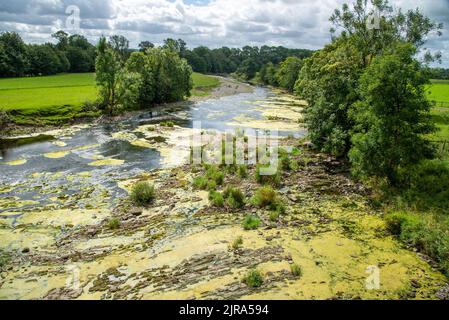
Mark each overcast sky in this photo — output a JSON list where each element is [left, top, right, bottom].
[[0, 0, 448, 66]]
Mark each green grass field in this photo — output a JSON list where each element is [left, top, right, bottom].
[[191, 73, 220, 97], [0, 72, 220, 126]]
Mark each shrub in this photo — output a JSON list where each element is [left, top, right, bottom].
[[252, 186, 277, 208], [231, 236, 243, 250], [193, 176, 209, 190], [0, 110, 12, 131], [130, 181, 155, 206], [160, 121, 175, 127], [206, 166, 225, 185], [224, 187, 245, 209], [108, 218, 120, 230], [238, 165, 248, 179], [290, 263, 302, 278], [243, 269, 264, 288], [269, 211, 280, 222], [209, 191, 224, 207], [402, 160, 449, 210], [385, 211, 449, 276], [242, 215, 261, 230], [207, 180, 217, 191]]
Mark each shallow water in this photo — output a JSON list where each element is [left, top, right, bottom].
[[0, 87, 305, 217]]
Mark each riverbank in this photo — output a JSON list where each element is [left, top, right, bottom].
[[1, 73, 251, 138]]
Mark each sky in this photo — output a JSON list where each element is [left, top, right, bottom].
[[0, 0, 448, 67]]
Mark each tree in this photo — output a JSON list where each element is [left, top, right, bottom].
[[147, 48, 193, 103], [27, 44, 60, 75], [52, 31, 69, 51], [296, 0, 442, 156], [138, 41, 154, 52], [95, 37, 123, 115], [349, 43, 435, 185], [109, 35, 130, 62], [296, 40, 362, 156], [276, 57, 302, 92], [0, 32, 29, 77]]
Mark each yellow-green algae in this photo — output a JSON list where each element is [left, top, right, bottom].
[[88, 159, 125, 167]]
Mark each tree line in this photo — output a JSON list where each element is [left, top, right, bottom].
[[0, 31, 95, 77]]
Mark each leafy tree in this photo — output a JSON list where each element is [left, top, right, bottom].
[[0, 32, 29, 77], [259, 62, 278, 86], [296, 40, 362, 156], [138, 41, 154, 52], [27, 44, 60, 75], [66, 46, 94, 72], [296, 0, 442, 156], [126, 52, 156, 107], [147, 48, 193, 103], [109, 35, 130, 62], [276, 57, 302, 92], [349, 43, 435, 185], [95, 37, 123, 115], [52, 31, 69, 51]]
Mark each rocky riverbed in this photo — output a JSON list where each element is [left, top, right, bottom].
[[0, 84, 448, 300]]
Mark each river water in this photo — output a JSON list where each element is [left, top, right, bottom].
[[0, 87, 306, 218]]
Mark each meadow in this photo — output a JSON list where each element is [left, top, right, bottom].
[[0, 72, 219, 126], [428, 80, 449, 147]]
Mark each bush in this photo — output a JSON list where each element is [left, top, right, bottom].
[[252, 186, 277, 208], [242, 215, 261, 230], [290, 263, 303, 278], [385, 211, 449, 276], [0, 110, 12, 131], [160, 121, 175, 127], [193, 176, 209, 190], [243, 269, 264, 288], [238, 165, 248, 179], [269, 211, 280, 222], [209, 191, 224, 207], [206, 166, 225, 185], [402, 160, 449, 210], [130, 181, 155, 206], [224, 187, 245, 209], [107, 218, 120, 230], [231, 236, 243, 250]]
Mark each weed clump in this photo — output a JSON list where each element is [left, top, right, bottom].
[[130, 181, 155, 206], [252, 186, 277, 207], [224, 187, 245, 209], [243, 269, 264, 288], [231, 236, 243, 250], [209, 191, 225, 207], [290, 264, 303, 278], [107, 218, 120, 230], [242, 215, 261, 230]]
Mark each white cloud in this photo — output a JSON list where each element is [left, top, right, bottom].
[[0, 0, 448, 66]]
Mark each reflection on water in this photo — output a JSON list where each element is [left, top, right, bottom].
[[0, 87, 305, 215]]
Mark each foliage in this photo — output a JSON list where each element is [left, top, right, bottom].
[[107, 218, 121, 230], [296, 0, 442, 157], [243, 269, 264, 288], [349, 43, 435, 185], [276, 57, 303, 92], [0, 32, 29, 77], [242, 215, 261, 230], [130, 181, 155, 207], [290, 264, 303, 278], [252, 186, 277, 208], [385, 211, 449, 276], [223, 187, 245, 209], [95, 37, 124, 115], [238, 165, 248, 179], [209, 191, 225, 207], [231, 236, 244, 250]]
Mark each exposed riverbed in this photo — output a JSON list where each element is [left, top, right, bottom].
[[0, 83, 447, 300]]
